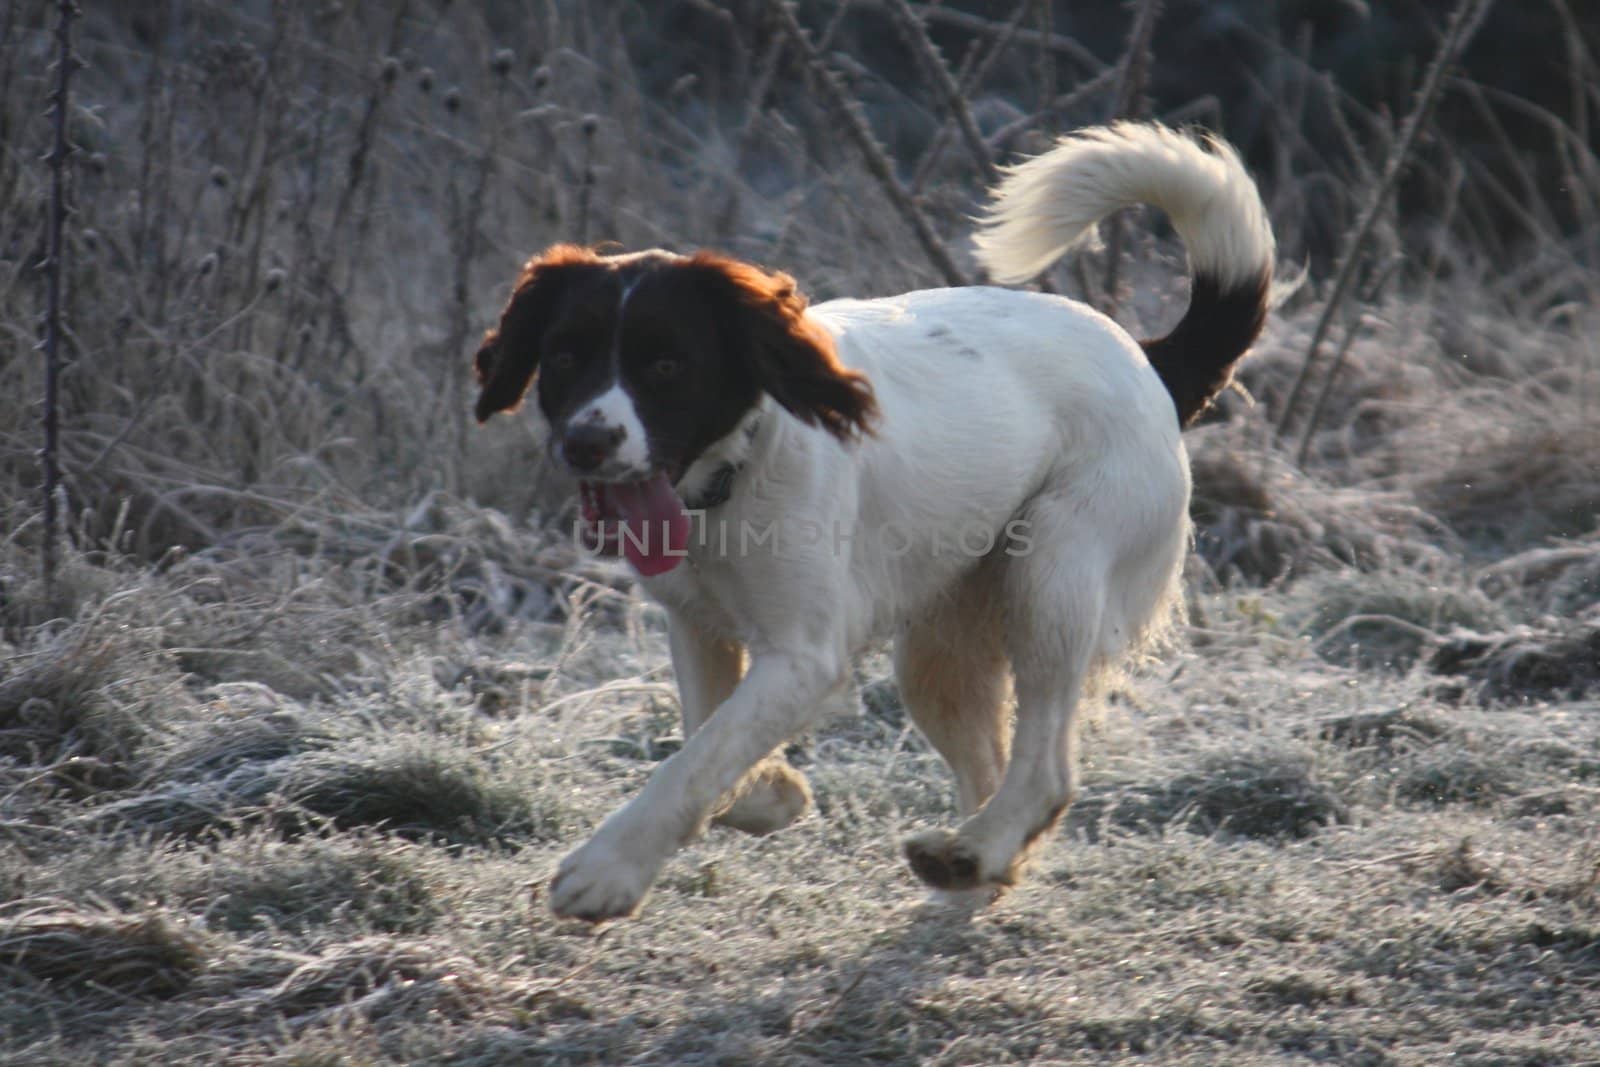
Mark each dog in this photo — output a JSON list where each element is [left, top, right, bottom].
[[472, 123, 1273, 921]]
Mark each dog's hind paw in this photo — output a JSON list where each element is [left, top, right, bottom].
[[715, 759, 813, 836], [904, 829, 991, 891]]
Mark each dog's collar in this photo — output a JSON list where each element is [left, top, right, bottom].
[[681, 461, 741, 512], [678, 412, 763, 512]]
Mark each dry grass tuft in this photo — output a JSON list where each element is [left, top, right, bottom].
[[1430, 619, 1600, 702], [1187, 438, 1449, 585], [1427, 838, 1511, 895], [279, 740, 555, 846], [381, 492, 632, 635], [206, 934, 534, 1028], [1396, 744, 1524, 807], [1314, 704, 1452, 750], [1076, 748, 1349, 841], [1478, 537, 1600, 618], [1243, 969, 1365, 1009], [0, 900, 209, 998], [150, 687, 342, 782], [86, 731, 558, 847], [1413, 409, 1600, 549], [186, 834, 440, 936], [1290, 566, 1506, 671], [0, 616, 181, 792]]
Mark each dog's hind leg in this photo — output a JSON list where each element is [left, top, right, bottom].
[[669, 617, 812, 836], [904, 490, 1185, 892], [894, 564, 1011, 819]]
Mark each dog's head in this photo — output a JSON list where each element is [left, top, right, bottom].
[[472, 245, 877, 573]]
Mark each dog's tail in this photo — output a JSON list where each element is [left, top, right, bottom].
[[973, 122, 1274, 426]]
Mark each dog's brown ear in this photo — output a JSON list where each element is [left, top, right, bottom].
[[473, 244, 603, 423], [688, 252, 878, 440]]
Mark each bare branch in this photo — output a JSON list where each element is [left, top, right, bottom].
[[40, 0, 79, 598], [766, 0, 968, 287], [883, 0, 997, 184], [909, 0, 1032, 195], [1278, 0, 1497, 458], [864, 1, 1107, 74]]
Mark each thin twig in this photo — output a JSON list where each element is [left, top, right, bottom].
[[1298, 254, 1406, 457], [1034, 0, 1054, 130], [907, 44, 980, 195], [40, 0, 78, 599], [300, 4, 408, 377], [909, 0, 1031, 195], [1277, 0, 1497, 457], [870, 1, 1107, 74], [575, 114, 598, 245], [1452, 77, 1600, 228], [1294, 307, 1367, 465], [981, 67, 1120, 153], [1548, 0, 1592, 164], [442, 52, 514, 466], [714, 10, 789, 240], [883, 0, 997, 183], [766, 0, 968, 286], [1311, 613, 1442, 652], [1106, 0, 1162, 126]]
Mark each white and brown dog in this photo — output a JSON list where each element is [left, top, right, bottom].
[[473, 123, 1274, 921]]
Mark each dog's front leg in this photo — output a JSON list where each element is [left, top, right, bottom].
[[549, 648, 844, 922], [668, 617, 814, 836]]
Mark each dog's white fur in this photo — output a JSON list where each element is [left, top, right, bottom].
[[548, 123, 1274, 921]]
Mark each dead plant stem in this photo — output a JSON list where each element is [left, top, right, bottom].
[[1279, 0, 1496, 461], [766, 0, 968, 287], [40, 0, 78, 598]]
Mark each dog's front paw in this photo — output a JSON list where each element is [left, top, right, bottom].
[[548, 839, 657, 923], [904, 829, 998, 892]]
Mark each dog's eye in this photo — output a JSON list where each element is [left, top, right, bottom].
[[651, 357, 684, 379]]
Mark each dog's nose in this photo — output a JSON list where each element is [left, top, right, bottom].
[[562, 422, 625, 472]]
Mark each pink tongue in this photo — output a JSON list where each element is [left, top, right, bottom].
[[604, 473, 690, 576]]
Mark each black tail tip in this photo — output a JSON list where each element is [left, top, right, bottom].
[[1141, 268, 1271, 427]]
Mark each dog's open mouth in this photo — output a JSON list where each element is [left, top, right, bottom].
[[578, 472, 691, 577]]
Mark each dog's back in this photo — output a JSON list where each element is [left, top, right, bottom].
[[786, 284, 1184, 629]]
